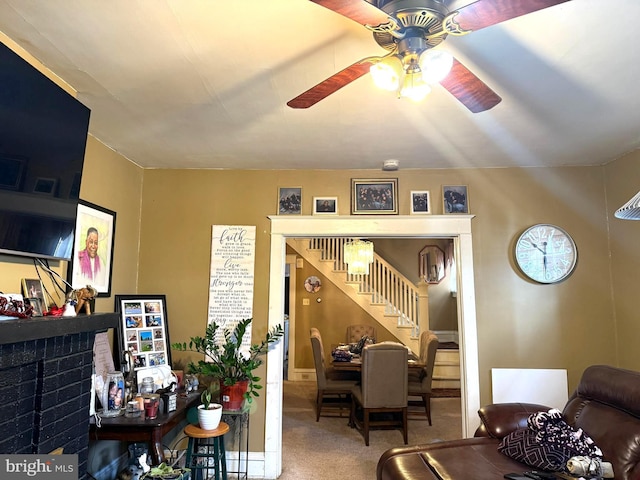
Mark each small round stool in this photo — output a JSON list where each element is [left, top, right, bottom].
[[184, 422, 229, 480]]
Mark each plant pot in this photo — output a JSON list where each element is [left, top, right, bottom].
[[220, 380, 248, 411], [197, 403, 222, 430]]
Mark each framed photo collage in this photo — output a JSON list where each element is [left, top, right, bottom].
[[115, 294, 171, 371]]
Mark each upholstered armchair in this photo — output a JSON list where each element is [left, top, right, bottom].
[[310, 328, 358, 421], [350, 342, 408, 446], [408, 330, 439, 425], [346, 324, 377, 344]]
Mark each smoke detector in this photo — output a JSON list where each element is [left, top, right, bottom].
[[382, 159, 399, 171]]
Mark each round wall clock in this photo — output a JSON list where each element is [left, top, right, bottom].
[[514, 224, 577, 284]]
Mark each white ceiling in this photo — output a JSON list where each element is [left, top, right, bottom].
[[1, 0, 639, 170]]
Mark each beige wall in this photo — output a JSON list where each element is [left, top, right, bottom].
[[292, 260, 401, 370], [80, 136, 144, 310], [605, 150, 640, 369], [137, 165, 626, 412], [467, 166, 618, 400]]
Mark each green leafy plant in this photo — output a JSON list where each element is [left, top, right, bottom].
[[200, 387, 212, 409], [142, 463, 189, 479], [172, 318, 283, 403]]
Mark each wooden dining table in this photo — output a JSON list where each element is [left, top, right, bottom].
[[332, 357, 425, 374]]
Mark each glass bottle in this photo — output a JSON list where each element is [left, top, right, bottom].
[[140, 377, 155, 395]]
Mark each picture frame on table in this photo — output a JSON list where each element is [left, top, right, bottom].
[[21, 278, 46, 311], [27, 297, 44, 317], [68, 200, 116, 297], [313, 196, 338, 215], [351, 178, 398, 215], [278, 187, 302, 215], [410, 191, 431, 214], [443, 185, 469, 214], [114, 294, 172, 372]]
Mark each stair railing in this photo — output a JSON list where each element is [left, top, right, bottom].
[[306, 238, 419, 337]]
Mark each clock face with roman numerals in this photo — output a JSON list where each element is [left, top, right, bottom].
[[514, 224, 578, 284]]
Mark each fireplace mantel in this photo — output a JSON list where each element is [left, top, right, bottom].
[[0, 312, 119, 480], [0, 312, 118, 344]]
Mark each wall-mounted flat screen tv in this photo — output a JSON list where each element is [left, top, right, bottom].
[[0, 41, 90, 261]]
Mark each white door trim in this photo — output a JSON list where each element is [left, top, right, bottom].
[[263, 215, 479, 479]]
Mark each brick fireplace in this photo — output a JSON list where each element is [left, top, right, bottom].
[[0, 313, 118, 480]]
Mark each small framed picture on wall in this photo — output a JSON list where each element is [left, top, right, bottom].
[[443, 185, 469, 214], [410, 191, 431, 214], [313, 197, 338, 215], [278, 187, 302, 215]]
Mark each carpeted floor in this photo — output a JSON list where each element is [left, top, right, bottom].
[[278, 381, 462, 480]]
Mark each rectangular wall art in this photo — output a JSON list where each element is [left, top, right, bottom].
[[313, 196, 338, 215], [277, 187, 302, 215], [410, 190, 431, 214], [443, 185, 469, 214], [69, 200, 116, 296], [351, 178, 398, 215], [114, 295, 171, 371]]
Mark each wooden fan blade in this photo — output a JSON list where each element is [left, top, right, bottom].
[[311, 0, 390, 27], [287, 60, 373, 109], [454, 0, 572, 32], [440, 59, 501, 113]]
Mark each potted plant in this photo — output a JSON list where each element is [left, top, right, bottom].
[[197, 386, 222, 430], [172, 318, 284, 411]]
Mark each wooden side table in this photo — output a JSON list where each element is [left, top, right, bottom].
[[184, 422, 229, 480], [90, 391, 201, 465]]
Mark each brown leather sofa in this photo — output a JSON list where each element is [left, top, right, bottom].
[[377, 365, 640, 480]]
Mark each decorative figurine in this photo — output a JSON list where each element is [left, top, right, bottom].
[[66, 285, 98, 315]]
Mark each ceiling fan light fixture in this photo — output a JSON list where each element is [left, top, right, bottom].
[[419, 49, 453, 84], [400, 72, 431, 102], [370, 56, 403, 91]]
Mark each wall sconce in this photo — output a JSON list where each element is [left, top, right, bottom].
[[344, 239, 374, 275]]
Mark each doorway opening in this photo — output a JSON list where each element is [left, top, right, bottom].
[[264, 215, 479, 479]]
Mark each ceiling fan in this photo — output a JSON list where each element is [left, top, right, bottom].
[[287, 0, 572, 112]]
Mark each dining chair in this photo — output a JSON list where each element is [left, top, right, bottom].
[[310, 328, 359, 421], [408, 330, 439, 425], [349, 342, 408, 446], [346, 324, 377, 344]]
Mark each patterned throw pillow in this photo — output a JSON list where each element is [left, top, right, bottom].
[[498, 428, 571, 471], [498, 409, 602, 472]]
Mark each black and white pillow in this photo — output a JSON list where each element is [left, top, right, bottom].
[[498, 409, 602, 472]]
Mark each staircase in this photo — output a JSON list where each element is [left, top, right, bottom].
[[431, 342, 461, 391], [289, 237, 460, 391], [288, 237, 423, 352]]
